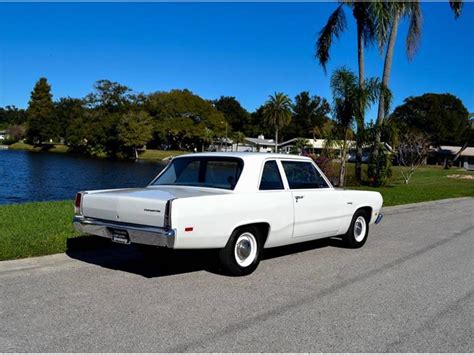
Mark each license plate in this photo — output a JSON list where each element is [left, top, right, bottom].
[[110, 229, 131, 244]]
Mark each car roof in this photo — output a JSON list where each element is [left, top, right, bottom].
[[174, 152, 313, 162]]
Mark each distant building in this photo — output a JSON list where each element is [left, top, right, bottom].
[[0, 130, 6, 141], [428, 145, 474, 170], [228, 135, 276, 153]]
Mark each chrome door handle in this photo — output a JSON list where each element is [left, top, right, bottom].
[[295, 195, 304, 202]]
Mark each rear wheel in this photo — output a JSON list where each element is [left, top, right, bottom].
[[219, 226, 262, 276], [343, 210, 369, 248]]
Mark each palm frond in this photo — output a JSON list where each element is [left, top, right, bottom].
[[405, 1, 423, 60], [352, 2, 377, 48], [369, 1, 394, 54], [449, 0, 463, 19], [315, 4, 347, 73]]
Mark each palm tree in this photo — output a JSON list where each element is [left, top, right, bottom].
[[330, 67, 381, 186], [316, 1, 376, 181], [263, 93, 293, 153], [372, 0, 463, 158], [202, 127, 214, 152], [232, 131, 246, 152]]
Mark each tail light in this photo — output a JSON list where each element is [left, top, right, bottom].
[[164, 199, 173, 229], [74, 192, 86, 215]]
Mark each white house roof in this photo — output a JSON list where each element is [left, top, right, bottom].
[[279, 138, 356, 149], [244, 137, 275, 146], [435, 145, 474, 157]]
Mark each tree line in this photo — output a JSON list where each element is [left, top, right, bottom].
[[0, 77, 334, 159]]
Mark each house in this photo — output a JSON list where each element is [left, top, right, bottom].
[[427, 145, 474, 170], [0, 130, 6, 141], [230, 135, 276, 153], [278, 137, 367, 159]]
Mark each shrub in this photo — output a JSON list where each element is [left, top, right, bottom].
[[309, 154, 333, 178], [368, 148, 392, 187]]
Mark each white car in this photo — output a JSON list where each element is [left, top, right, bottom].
[[73, 153, 383, 275]]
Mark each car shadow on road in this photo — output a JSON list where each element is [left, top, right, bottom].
[[66, 234, 349, 278]]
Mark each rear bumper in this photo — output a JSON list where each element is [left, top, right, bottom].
[[73, 216, 176, 248]]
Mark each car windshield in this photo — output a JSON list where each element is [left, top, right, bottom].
[[152, 157, 244, 190]]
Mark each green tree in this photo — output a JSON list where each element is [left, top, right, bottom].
[[391, 93, 471, 164], [54, 98, 86, 140], [84, 80, 137, 157], [86, 80, 134, 112], [117, 111, 153, 159], [316, 1, 376, 181], [372, 1, 463, 158], [263, 93, 293, 152], [26, 78, 56, 144], [244, 105, 274, 138], [213, 96, 250, 133], [146, 89, 226, 150], [286, 91, 330, 139], [0, 106, 27, 129], [330, 67, 381, 186], [232, 131, 246, 151]]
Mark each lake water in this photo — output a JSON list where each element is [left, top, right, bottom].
[[0, 150, 167, 205]]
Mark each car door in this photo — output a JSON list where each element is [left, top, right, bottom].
[[281, 159, 347, 240]]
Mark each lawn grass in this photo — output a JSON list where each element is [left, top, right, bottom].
[[0, 200, 80, 261], [0, 165, 472, 261], [337, 164, 474, 206], [9, 142, 69, 153], [137, 149, 188, 160]]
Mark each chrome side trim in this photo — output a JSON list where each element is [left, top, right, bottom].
[[375, 213, 384, 224], [73, 216, 176, 248]]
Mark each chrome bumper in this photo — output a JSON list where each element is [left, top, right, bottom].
[[73, 216, 176, 248], [375, 213, 384, 224]]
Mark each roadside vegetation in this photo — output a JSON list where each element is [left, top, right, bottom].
[[0, 165, 472, 261], [137, 149, 188, 161], [8, 142, 69, 154], [348, 165, 474, 206], [0, 200, 80, 261], [8, 142, 186, 161]]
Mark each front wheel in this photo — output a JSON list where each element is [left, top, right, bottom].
[[343, 210, 369, 248], [219, 226, 262, 276]]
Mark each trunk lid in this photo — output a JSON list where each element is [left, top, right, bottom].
[[82, 186, 228, 227]]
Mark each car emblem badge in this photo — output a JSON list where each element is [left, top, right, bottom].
[[144, 209, 161, 213]]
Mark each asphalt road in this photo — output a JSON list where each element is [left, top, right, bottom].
[[1, 198, 473, 352]]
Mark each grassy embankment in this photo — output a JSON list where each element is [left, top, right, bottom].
[[9, 142, 69, 153], [0, 165, 472, 261], [7, 142, 187, 160]]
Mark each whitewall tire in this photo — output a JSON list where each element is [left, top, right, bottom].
[[219, 226, 262, 276], [344, 210, 369, 248]]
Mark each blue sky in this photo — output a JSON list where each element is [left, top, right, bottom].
[[0, 2, 473, 121]]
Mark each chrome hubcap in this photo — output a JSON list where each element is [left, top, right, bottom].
[[234, 232, 258, 267], [236, 240, 251, 259], [354, 216, 366, 242]]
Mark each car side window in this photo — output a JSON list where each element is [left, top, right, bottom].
[[259, 160, 284, 190], [282, 161, 329, 189]]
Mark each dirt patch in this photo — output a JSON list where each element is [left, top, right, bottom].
[[447, 174, 474, 180]]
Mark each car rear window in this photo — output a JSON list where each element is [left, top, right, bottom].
[[152, 157, 244, 190]]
